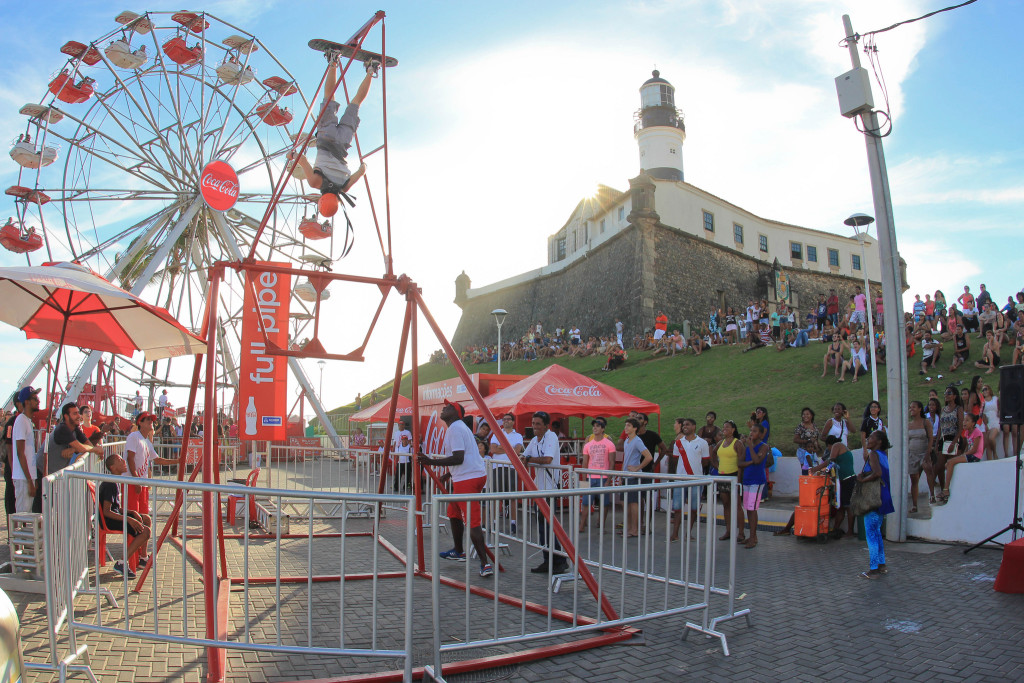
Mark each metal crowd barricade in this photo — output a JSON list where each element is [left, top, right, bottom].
[[425, 474, 745, 681], [572, 466, 752, 637], [44, 468, 417, 681], [28, 449, 115, 683]]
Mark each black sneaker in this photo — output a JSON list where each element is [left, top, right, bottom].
[[530, 562, 550, 574], [113, 560, 136, 580]]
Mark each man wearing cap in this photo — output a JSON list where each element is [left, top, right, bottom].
[[289, 58, 376, 219], [125, 412, 178, 516], [2, 397, 21, 516], [522, 410, 567, 574], [417, 400, 493, 577], [12, 386, 41, 512], [488, 413, 524, 535]]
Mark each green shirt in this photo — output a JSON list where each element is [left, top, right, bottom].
[[835, 450, 855, 480]]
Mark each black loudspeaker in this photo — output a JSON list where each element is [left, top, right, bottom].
[[1000, 365, 1024, 425]]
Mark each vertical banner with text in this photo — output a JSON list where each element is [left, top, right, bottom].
[[239, 262, 290, 441]]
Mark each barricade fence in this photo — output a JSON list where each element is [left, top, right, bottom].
[[425, 474, 742, 681], [42, 466, 417, 681]]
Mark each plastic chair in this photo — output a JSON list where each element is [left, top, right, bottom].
[[226, 467, 261, 525], [87, 481, 138, 572]]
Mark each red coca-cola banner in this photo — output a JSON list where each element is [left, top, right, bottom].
[[200, 160, 240, 212], [238, 262, 290, 441]]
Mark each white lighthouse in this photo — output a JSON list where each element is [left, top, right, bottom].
[[634, 70, 685, 182]]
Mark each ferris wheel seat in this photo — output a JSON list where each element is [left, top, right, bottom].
[[5, 186, 51, 205], [294, 279, 331, 302], [163, 37, 203, 67], [299, 218, 333, 240], [255, 102, 292, 127], [290, 132, 316, 149], [216, 59, 256, 85], [60, 41, 102, 66], [0, 221, 43, 253], [105, 40, 148, 69], [263, 76, 297, 96], [19, 103, 64, 124], [114, 11, 151, 34], [10, 141, 58, 169], [222, 35, 258, 55], [172, 11, 210, 34], [48, 71, 95, 104]]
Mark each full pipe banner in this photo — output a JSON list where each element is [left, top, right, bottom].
[[239, 262, 290, 441]]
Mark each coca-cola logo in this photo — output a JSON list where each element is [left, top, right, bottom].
[[200, 160, 240, 211], [543, 384, 602, 397]]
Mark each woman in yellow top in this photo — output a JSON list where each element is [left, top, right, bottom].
[[711, 420, 744, 541]]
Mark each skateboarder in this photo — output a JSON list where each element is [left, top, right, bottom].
[[290, 54, 378, 217]]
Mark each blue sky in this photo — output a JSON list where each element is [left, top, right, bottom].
[[0, 0, 1020, 414]]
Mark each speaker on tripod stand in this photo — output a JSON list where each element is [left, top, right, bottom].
[[965, 365, 1024, 553]]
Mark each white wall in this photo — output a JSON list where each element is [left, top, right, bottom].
[[651, 180, 881, 282]]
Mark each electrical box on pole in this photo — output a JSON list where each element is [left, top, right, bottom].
[[835, 67, 875, 118]]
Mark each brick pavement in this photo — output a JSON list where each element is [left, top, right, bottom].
[[1, 460, 1022, 682]]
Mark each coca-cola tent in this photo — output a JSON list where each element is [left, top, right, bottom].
[[464, 364, 658, 419], [349, 394, 413, 423]]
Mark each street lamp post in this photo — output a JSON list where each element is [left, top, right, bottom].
[[317, 360, 325, 401], [491, 309, 507, 374], [846, 213, 879, 402]]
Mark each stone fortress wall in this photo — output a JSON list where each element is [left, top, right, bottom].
[[452, 174, 881, 350]]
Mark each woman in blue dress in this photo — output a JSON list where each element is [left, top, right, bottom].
[[858, 429, 894, 579]]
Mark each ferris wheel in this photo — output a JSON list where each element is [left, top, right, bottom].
[[5, 10, 348, 443]]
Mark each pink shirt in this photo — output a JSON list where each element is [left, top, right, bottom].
[[583, 437, 616, 471], [963, 426, 984, 459], [854, 293, 866, 312]]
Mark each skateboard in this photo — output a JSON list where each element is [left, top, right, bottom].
[[308, 39, 397, 68]]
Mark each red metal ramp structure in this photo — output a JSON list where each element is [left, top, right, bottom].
[[120, 11, 639, 683]]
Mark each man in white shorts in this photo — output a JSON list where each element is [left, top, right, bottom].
[[12, 387, 41, 512]]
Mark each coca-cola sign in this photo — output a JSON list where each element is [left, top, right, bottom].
[[543, 384, 602, 397], [200, 160, 240, 211]]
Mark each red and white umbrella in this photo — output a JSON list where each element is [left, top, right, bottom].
[[0, 261, 206, 360]]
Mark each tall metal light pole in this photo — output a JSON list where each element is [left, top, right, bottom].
[[837, 14, 909, 542], [846, 213, 879, 402], [317, 360, 325, 401], [491, 309, 507, 374]]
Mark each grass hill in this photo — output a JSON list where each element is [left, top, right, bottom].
[[329, 341, 997, 456]]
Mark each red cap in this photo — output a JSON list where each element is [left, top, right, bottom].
[[443, 399, 465, 418], [136, 411, 157, 424], [318, 192, 339, 217]]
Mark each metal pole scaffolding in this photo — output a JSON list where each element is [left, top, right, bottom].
[[842, 14, 909, 542]]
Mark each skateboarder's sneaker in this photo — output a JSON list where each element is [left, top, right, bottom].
[[365, 58, 381, 76]]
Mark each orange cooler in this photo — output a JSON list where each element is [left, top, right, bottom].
[[794, 505, 829, 538], [798, 475, 829, 507]]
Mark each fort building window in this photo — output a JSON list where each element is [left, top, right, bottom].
[[790, 241, 802, 260], [758, 234, 768, 253], [600, 219, 606, 234], [733, 223, 744, 244], [852, 254, 862, 271], [828, 248, 840, 267], [618, 206, 625, 221], [556, 238, 566, 261], [807, 245, 818, 262], [703, 210, 714, 232]]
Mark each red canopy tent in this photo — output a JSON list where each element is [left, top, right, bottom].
[[464, 364, 659, 419], [349, 394, 413, 423]]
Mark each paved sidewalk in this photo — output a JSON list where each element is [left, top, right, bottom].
[[2, 475, 1022, 682]]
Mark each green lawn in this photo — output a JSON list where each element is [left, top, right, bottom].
[[329, 341, 999, 456]]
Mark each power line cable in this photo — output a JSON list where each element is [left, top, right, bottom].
[[842, 0, 979, 44]]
